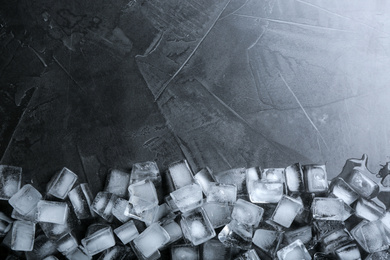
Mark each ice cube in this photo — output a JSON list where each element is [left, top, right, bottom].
[[112, 197, 132, 223], [380, 211, 390, 230], [91, 191, 117, 222], [104, 169, 130, 198], [0, 211, 13, 236], [162, 220, 183, 246], [205, 182, 237, 205], [270, 195, 303, 228], [246, 167, 261, 192], [194, 167, 215, 195], [313, 220, 346, 241], [25, 233, 57, 260], [285, 163, 305, 194], [231, 199, 263, 227], [354, 198, 385, 221], [284, 226, 312, 245], [262, 168, 285, 183], [46, 167, 78, 199], [42, 256, 59, 260], [180, 207, 216, 246], [365, 250, 390, 260], [128, 180, 158, 214], [252, 228, 283, 256], [351, 219, 389, 253], [130, 161, 161, 186], [312, 197, 349, 221], [98, 245, 134, 260], [66, 246, 91, 260], [37, 200, 68, 224], [303, 164, 328, 193], [152, 203, 176, 224], [203, 201, 232, 228], [132, 223, 170, 258], [130, 241, 161, 260], [218, 220, 253, 250], [337, 154, 379, 199], [202, 239, 232, 260], [11, 207, 37, 223], [68, 183, 95, 220], [11, 220, 35, 251], [213, 168, 247, 195], [56, 232, 78, 256], [9, 184, 42, 215], [170, 183, 203, 213], [168, 160, 195, 189], [0, 165, 22, 200], [329, 177, 359, 205], [171, 244, 199, 260], [114, 220, 139, 244], [248, 180, 284, 203], [81, 226, 116, 256], [334, 243, 361, 260], [165, 195, 180, 213], [124, 203, 159, 226], [276, 239, 311, 260], [236, 249, 261, 260], [320, 228, 353, 254]]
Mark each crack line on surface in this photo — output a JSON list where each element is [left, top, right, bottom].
[[154, 0, 232, 101], [278, 70, 329, 150], [52, 55, 86, 93]]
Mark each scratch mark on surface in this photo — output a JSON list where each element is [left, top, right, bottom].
[[76, 144, 90, 185], [155, 0, 232, 101], [219, 0, 249, 20], [278, 71, 329, 150], [28, 46, 47, 67], [216, 147, 232, 168], [52, 55, 86, 93]]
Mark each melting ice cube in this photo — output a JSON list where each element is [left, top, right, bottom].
[[203, 201, 232, 228], [218, 220, 253, 250], [81, 226, 116, 256], [180, 207, 215, 246], [170, 183, 203, 213], [132, 223, 170, 258], [171, 244, 199, 260], [91, 191, 117, 222], [270, 195, 303, 228], [231, 199, 263, 227], [194, 167, 215, 195], [206, 183, 237, 205], [46, 167, 78, 199], [11, 220, 36, 251], [104, 169, 130, 198], [114, 220, 139, 244], [68, 183, 95, 220], [130, 161, 161, 186], [128, 180, 158, 214], [9, 184, 42, 216], [276, 239, 311, 260], [0, 165, 22, 200], [168, 160, 195, 189]]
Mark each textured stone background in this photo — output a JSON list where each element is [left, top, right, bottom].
[[1, 0, 389, 196]]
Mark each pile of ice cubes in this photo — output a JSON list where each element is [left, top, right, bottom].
[[1, 154, 390, 259]]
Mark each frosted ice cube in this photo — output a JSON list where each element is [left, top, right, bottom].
[[284, 226, 312, 245], [246, 167, 261, 193], [133, 223, 170, 258], [320, 228, 353, 254], [351, 219, 389, 253], [68, 183, 94, 220], [104, 169, 130, 198], [252, 228, 283, 256], [337, 154, 379, 199], [130, 241, 161, 260], [231, 199, 263, 226], [152, 203, 176, 224], [213, 168, 247, 195], [37, 200, 68, 224], [206, 183, 237, 205], [25, 234, 57, 260], [180, 207, 215, 246], [194, 167, 215, 195], [171, 244, 199, 260], [98, 245, 134, 260], [236, 249, 261, 260], [168, 160, 195, 189], [165, 195, 180, 213], [354, 198, 385, 221], [91, 191, 117, 222], [203, 201, 232, 228], [270, 195, 303, 228], [57, 232, 78, 256], [114, 220, 139, 244], [162, 220, 183, 245], [248, 180, 283, 203], [218, 220, 253, 250], [312, 197, 349, 221], [11, 220, 35, 251], [11, 207, 37, 223], [313, 220, 346, 241], [276, 239, 311, 260], [81, 226, 116, 256], [112, 197, 132, 223], [284, 163, 305, 194], [202, 239, 232, 260], [262, 168, 285, 183], [170, 183, 203, 213], [66, 246, 91, 260], [46, 167, 78, 199], [128, 180, 158, 214], [9, 184, 42, 216], [329, 177, 359, 205], [0, 211, 13, 236], [124, 203, 159, 226], [39, 212, 77, 240], [0, 165, 22, 200], [334, 243, 361, 260], [130, 161, 161, 185], [303, 164, 328, 193]]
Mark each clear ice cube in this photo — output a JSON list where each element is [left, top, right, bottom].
[[128, 180, 158, 214], [0, 211, 13, 236], [37, 200, 68, 224], [25, 234, 57, 260], [0, 165, 22, 200], [248, 180, 283, 203], [170, 183, 203, 213], [206, 183, 237, 205], [252, 228, 283, 256], [351, 219, 389, 253], [194, 167, 215, 195], [112, 197, 132, 223], [285, 163, 305, 194], [66, 246, 91, 260], [231, 199, 263, 227], [130, 161, 161, 186], [46, 167, 78, 199], [312, 197, 349, 221], [104, 169, 130, 198], [203, 201, 232, 228], [168, 160, 195, 189], [236, 249, 261, 260], [98, 245, 134, 260], [284, 226, 312, 245], [39, 210, 78, 240], [320, 228, 353, 254], [270, 195, 303, 228], [81, 226, 116, 256], [218, 220, 253, 250], [171, 244, 199, 260], [91, 191, 117, 222], [276, 239, 311, 260], [162, 220, 183, 246], [303, 164, 328, 193], [334, 243, 361, 260], [132, 223, 170, 258], [354, 198, 385, 221], [11, 207, 37, 223], [56, 232, 78, 256], [68, 183, 94, 220], [11, 220, 35, 251], [180, 207, 216, 246], [114, 220, 139, 244], [202, 239, 232, 260], [213, 168, 247, 195], [329, 177, 359, 205], [9, 184, 42, 215]]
